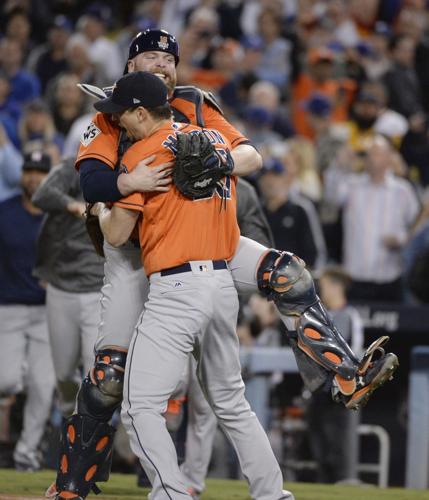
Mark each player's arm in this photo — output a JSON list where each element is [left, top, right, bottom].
[[229, 144, 262, 177], [202, 103, 262, 176], [90, 202, 139, 247], [80, 157, 172, 203]]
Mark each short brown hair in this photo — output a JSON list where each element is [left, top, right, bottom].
[[147, 102, 173, 120], [319, 265, 352, 289]]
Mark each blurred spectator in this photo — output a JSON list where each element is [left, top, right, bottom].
[[0, 70, 21, 147], [49, 73, 88, 136], [0, 121, 23, 202], [291, 47, 356, 138], [324, 135, 420, 302], [32, 158, 104, 416], [288, 137, 323, 203], [4, 7, 34, 61], [62, 113, 93, 160], [305, 265, 363, 484], [0, 37, 40, 106], [217, 36, 262, 115], [242, 106, 283, 150], [247, 80, 295, 139], [384, 35, 425, 122], [191, 37, 242, 93], [0, 150, 55, 471], [61, 36, 108, 89], [362, 21, 392, 81], [72, 4, 123, 82], [304, 93, 346, 173], [26, 15, 72, 95], [324, 0, 360, 49], [258, 155, 326, 270], [18, 99, 64, 153], [403, 198, 429, 304], [240, 0, 294, 37], [343, 84, 409, 155], [254, 8, 292, 90]]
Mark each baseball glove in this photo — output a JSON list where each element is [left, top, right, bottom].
[[85, 204, 105, 257], [173, 131, 234, 199]]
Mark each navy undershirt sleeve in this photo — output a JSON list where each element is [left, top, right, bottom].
[[79, 159, 123, 203]]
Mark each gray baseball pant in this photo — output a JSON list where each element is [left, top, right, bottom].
[[46, 284, 101, 416], [121, 262, 287, 500], [0, 304, 55, 454]]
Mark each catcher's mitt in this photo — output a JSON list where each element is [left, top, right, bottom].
[[173, 131, 234, 199], [85, 203, 105, 257]]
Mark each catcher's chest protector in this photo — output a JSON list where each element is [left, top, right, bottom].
[[171, 86, 224, 128]]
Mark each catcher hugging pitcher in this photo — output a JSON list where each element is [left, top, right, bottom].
[[48, 28, 398, 500]]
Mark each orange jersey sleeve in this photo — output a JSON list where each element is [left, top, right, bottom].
[[200, 102, 249, 149], [75, 112, 121, 171], [114, 122, 240, 275]]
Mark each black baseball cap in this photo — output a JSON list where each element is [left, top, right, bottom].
[[94, 71, 168, 114], [124, 29, 179, 74], [22, 151, 51, 173]]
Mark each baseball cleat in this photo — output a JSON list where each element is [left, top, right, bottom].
[[345, 352, 398, 410], [280, 489, 295, 499], [45, 482, 57, 499], [333, 336, 399, 410]]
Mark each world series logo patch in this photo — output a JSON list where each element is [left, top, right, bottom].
[[80, 122, 101, 146]]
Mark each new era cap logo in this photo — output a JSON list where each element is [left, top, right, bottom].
[[133, 98, 141, 104]]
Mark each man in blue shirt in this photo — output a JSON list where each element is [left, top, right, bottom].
[[0, 151, 55, 471]]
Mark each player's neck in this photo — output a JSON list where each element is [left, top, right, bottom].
[[145, 118, 173, 138]]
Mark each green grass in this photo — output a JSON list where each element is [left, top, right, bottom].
[[0, 470, 429, 500]]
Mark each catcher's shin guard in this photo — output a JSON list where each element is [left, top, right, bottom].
[[53, 348, 127, 499], [55, 414, 115, 500], [257, 250, 360, 391]]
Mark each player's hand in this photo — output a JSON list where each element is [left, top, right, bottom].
[[89, 202, 106, 217], [67, 201, 86, 218], [117, 155, 173, 196]]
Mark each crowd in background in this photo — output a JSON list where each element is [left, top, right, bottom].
[[1, 0, 429, 486]]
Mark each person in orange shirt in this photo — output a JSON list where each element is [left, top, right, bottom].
[[89, 71, 292, 500], [292, 47, 356, 139]]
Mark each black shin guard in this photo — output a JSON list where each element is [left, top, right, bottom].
[[56, 415, 115, 499], [257, 250, 360, 392], [55, 348, 127, 499]]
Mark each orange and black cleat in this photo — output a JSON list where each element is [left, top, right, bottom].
[[333, 336, 399, 410]]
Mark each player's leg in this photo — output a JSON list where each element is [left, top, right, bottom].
[[52, 243, 148, 500], [180, 356, 218, 498], [0, 305, 27, 396], [46, 284, 82, 416], [15, 305, 55, 471], [79, 290, 102, 374], [198, 268, 293, 500], [121, 270, 210, 500], [230, 236, 398, 408]]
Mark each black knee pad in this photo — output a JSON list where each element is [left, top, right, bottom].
[[77, 348, 127, 421], [256, 249, 317, 314]]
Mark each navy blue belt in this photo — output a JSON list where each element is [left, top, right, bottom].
[[160, 260, 227, 277]]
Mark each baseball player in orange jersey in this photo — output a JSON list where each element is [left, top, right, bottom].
[[49, 29, 398, 500], [92, 71, 292, 500]]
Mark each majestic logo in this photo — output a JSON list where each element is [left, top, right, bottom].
[[158, 36, 169, 50], [80, 122, 101, 147]]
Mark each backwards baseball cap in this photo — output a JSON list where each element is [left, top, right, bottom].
[[94, 71, 168, 114], [125, 29, 179, 73], [22, 150, 52, 173]]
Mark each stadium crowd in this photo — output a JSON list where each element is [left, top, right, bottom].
[[1, 0, 429, 488]]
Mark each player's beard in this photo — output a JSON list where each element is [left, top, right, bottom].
[[151, 70, 176, 94]]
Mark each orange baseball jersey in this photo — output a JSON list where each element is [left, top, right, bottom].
[[114, 122, 240, 276], [76, 89, 249, 170]]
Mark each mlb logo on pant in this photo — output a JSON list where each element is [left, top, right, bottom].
[[199, 265, 208, 272]]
